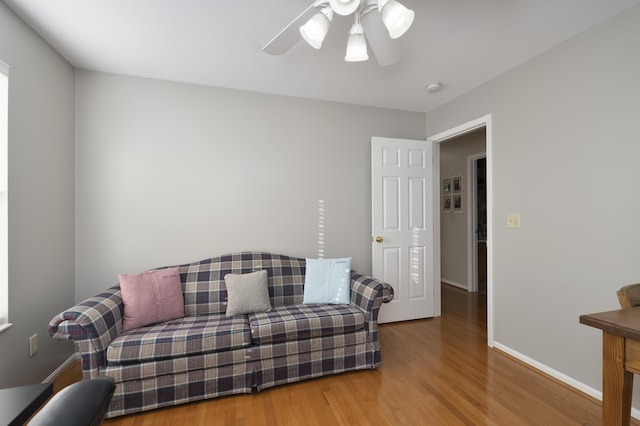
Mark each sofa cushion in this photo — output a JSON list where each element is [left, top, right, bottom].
[[107, 314, 251, 365], [179, 252, 306, 316], [248, 304, 365, 345], [119, 268, 185, 332], [303, 258, 351, 304], [224, 270, 272, 317]]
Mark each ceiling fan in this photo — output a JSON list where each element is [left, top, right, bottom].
[[262, 0, 415, 66]]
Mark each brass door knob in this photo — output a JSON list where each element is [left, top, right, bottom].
[[375, 236, 384, 243]]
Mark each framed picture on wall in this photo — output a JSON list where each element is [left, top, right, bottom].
[[442, 176, 463, 213], [452, 176, 463, 194], [453, 194, 463, 213], [442, 195, 452, 212], [442, 178, 452, 194]]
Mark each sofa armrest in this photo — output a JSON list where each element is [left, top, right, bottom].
[[350, 272, 394, 340], [48, 286, 123, 378]]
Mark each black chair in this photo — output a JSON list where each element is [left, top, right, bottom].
[[28, 377, 116, 426]]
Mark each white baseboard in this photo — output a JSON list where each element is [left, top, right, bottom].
[[44, 352, 80, 384], [441, 279, 467, 290], [493, 341, 640, 421]]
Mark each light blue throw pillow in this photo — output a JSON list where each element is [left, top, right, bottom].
[[303, 258, 352, 304]]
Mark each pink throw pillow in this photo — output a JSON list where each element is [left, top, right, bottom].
[[119, 267, 185, 332]]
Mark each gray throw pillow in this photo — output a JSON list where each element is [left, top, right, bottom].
[[224, 270, 272, 317]]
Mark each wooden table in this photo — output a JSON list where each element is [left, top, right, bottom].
[[0, 382, 52, 425], [580, 307, 640, 425]]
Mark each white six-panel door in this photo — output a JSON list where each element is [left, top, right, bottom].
[[372, 137, 434, 323]]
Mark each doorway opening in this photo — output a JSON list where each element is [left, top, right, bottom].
[[469, 154, 487, 294], [476, 157, 487, 294], [429, 114, 493, 345], [438, 129, 486, 325]]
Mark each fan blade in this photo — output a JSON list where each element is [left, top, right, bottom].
[[361, 11, 402, 66], [262, 3, 318, 55]]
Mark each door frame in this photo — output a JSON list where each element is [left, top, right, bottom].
[[467, 152, 486, 293], [428, 114, 494, 346]]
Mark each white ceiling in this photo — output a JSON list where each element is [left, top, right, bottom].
[[4, 0, 640, 112]]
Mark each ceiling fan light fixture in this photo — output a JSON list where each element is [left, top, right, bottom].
[[329, 0, 362, 16], [274, 0, 415, 64], [345, 23, 368, 62], [378, 0, 415, 39], [299, 7, 334, 49]]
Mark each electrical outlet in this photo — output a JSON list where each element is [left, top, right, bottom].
[[29, 333, 38, 357], [507, 214, 521, 229]]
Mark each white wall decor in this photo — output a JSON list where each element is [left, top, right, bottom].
[[442, 175, 463, 213]]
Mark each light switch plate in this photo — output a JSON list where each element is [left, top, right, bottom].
[[29, 333, 38, 357], [507, 214, 521, 229]]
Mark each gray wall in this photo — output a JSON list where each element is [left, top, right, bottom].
[[75, 71, 426, 300], [427, 4, 640, 406], [440, 129, 485, 288], [0, 3, 76, 387]]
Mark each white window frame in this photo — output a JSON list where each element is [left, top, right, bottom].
[[0, 60, 9, 333]]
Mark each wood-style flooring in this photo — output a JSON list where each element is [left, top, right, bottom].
[[52, 284, 621, 425]]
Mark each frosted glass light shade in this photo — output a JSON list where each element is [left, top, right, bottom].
[[299, 8, 333, 49], [379, 0, 415, 39], [345, 24, 368, 62]]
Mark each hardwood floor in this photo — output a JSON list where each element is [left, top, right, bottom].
[[55, 284, 617, 425]]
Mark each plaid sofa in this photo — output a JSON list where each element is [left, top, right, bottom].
[[49, 252, 394, 418]]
